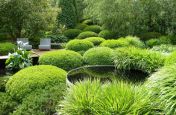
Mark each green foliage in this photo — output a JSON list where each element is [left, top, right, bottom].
[[48, 34, 68, 43], [98, 30, 115, 39], [59, 80, 156, 114], [75, 23, 88, 30], [6, 65, 67, 101], [0, 0, 58, 39], [83, 47, 114, 65], [66, 39, 94, 53], [139, 32, 162, 41], [146, 36, 171, 48], [82, 19, 94, 25], [84, 0, 176, 35], [113, 47, 165, 73], [63, 29, 82, 39], [84, 37, 105, 46], [77, 31, 98, 39], [0, 33, 12, 42], [165, 51, 176, 66], [100, 40, 129, 48], [58, 0, 77, 28], [6, 48, 32, 72], [145, 64, 176, 114], [39, 50, 83, 71], [0, 92, 18, 115], [0, 42, 16, 56], [168, 35, 176, 45], [118, 36, 145, 48], [13, 85, 66, 115], [83, 25, 102, 33], [0, 76, 10, 92], [151, 44, 176, 53]]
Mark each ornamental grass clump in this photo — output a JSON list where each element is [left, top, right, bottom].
[[66, 39, 94, 54], [0, 42, 16, 56], [113, 47, 165, 74], [83, 47, 114, 65], [59, 80, 156, 114], [145, 64, 176, 114], [39, 50, 83, 71], [165, 51, 176, 66]]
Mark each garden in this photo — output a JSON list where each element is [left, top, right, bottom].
[[0, 0, 176, 115]]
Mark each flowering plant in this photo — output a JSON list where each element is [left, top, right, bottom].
[[5, 41, 32, 72]]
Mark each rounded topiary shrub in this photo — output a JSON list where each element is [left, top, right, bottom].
[[165, 51, 176, 66], [0, 42, 16, 56], [77, 31, 98, 39], [85, 37, 105, 46], [122, 36, 145, 48], [113, 47, 165, 74], [84, 25, 102, 33], [66, 39, 94, 53], [82, 19, 94, 25], [63, 29, 82, 39], [98, 30, 115, 39], [6, 65, 67, 101], [83, 47, 114, 65], [100, 40, 129, 48], [75, 23, 88, 30], [39, 50, 83, 71], [138, 32, 162, 41], [145, 64, 176, 114]]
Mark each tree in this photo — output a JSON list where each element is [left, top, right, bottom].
[[0, 0, 59, 40]]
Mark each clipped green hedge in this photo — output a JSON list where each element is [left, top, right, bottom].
[[85, 37, 105, 46], [6, 65, 67, 101], [66, 39, 94, 53], [0, 92, 18, 115], [77, 31, 98, 39], [145, 64, 176, 114], [84, 25, 102, 33], [100, 39, 129, 48], [63, 29, 82, 39], [75, 23, 88, 30], [13, 85, 65, 115], [98, 30, 115, 39], [39, 50, 83, 71], [83, 47, 114, 65], [0, 42, 16, 56], [60, 80, 155, 114], [113, 47, 165, 73]]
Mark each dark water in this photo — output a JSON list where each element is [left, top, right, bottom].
[[67, 66, 148, 85]]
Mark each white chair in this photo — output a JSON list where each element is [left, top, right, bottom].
[[17, 38, 32, 50], [39, 38, 51, 50]]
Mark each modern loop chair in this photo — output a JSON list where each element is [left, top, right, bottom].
[[17, 38, 32, 50]]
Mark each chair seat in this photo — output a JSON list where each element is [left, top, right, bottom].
[[39, 45, 51, 50], [24, 45, 32, 50]]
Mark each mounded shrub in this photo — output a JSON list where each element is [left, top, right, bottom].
[[151, 44, 176, 54], [85, 37, 105, 46], [6, 65, 67, 101], [98, 30, 115, 39], [84, 25, 102, 33], [66, 39, 94, 53], [146, 36, 171, 48], [145, 64, 176, 114], [63, 29, 82, 39], [138, 32, 162, 41], [77, 31, 98, 39], [113, 47, 165, 73], [60, 80, 156, 114], [82, 19, 94, 25], [165, 51, 176, 66], [39, 50, 83, 71], [0, 92, 18, 115], [75, 23, 88, 30], [13, 85, 65, 115], [118, 36, 145, 48], [0, 42, 16, 56], [83, 47, 114, 65], [100, 40, 129, 48]]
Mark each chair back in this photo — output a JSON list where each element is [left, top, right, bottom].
[[17, 38, 29, 44], [40, 38, 51, 45]]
